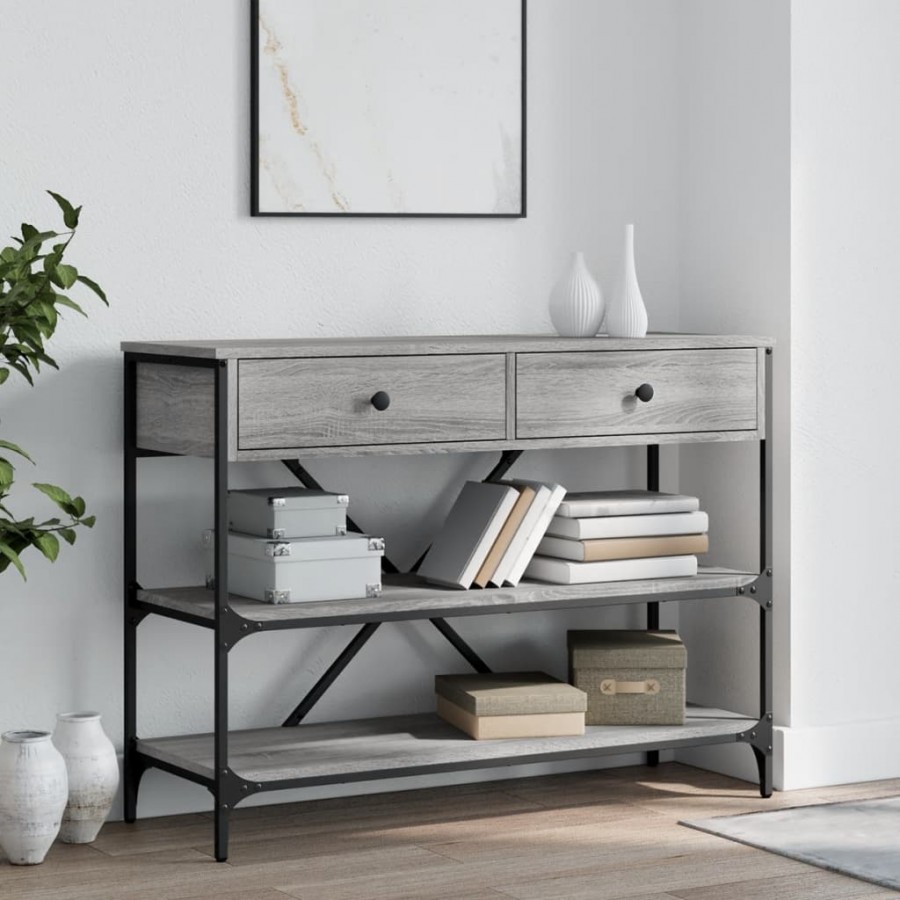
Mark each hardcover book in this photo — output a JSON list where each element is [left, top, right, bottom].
[[418, 481, 520, 589], [545, 510, 709, 541], [524, 554, 698, 585], [472, 485, 537, 588], [488, 482, 551, 587], [537, 533, 709, 562], [500, 481, 567, 586], [555, 490, 700, 518]]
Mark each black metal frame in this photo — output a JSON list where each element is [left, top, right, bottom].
[[249, 0, 527, 218], [123, 345, 776, 860]]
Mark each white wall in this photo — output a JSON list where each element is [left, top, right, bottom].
[[0, 0, 684, 816], [674, 0, 791, 784], [784, 0, 900, 788]]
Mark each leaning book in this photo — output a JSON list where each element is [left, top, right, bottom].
[[418, 481, 520, 589]]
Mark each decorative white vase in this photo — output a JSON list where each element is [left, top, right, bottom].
[[0, 731, 68, 865], [606, 224, 649, 338], [549, 251, 605, 337], [52, 712, 119, 844]]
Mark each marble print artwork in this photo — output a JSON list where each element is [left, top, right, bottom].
[[255, 0, 523, 215]]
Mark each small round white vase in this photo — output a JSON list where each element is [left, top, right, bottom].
[[52, 713, 119, 844], [606, 224, 649, 338], [0, 731, 68, 865], [549, 251, 605, 337]]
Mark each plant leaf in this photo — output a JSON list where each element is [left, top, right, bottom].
[[0, 460, 13, 488], [76, 274, 107, 304], [33, 532, 60, 563], [32, 482, 73, 510], [0, 440, 33, 463], [60, 528, 77, 546], [47, 191, 80, 229], [54, 295, 86, 317], [0, 368, 8, 385], [71, 496, 86, 517], [0, 541, 26, 580], [55, 264, 78, 289], [80, 515, 96, 528]]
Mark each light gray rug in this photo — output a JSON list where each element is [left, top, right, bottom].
[[682, 796, 900, 891]]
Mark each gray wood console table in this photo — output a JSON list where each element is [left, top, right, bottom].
[[121, 333, 775, 862]]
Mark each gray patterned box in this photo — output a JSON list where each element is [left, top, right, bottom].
[[567, 630, 686, 726]]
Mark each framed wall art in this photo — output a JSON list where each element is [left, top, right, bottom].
[[251, 0, 526, 217]]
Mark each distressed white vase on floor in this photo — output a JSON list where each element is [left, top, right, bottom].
[[0, 731, 68, 865], [549, 251, 605, 337], [52, 712, 119, 844], [606, 224, 648, 338]]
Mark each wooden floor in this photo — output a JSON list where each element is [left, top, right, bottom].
[[3, 763, 900, 899]]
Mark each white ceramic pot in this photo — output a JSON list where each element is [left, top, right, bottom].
[[606, 223, 649, 338], [52, 712, 119, 844], [549, 250, 605, 337], [0, 730, 68, 865]]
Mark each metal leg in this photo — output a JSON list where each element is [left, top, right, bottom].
[[283, 623, 381, 725], [214, 805, 231, 863], [213, 361, 231, 862], [646, 444, 660, 767], [123, 355, 140, 821]]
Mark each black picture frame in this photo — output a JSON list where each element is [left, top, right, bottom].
[[251, 0, 526, 218]]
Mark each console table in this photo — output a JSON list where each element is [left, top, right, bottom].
[[121, 333, 775, 862]]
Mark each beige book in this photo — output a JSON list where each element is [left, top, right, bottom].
[[538, 532, 709, 562], [436, 696, 585, 740], [472, 486, 536, 588]]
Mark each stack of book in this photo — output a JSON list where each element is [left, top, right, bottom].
[[435, 671, 587, 740], [418, 479, 566, 589], [524, 490, 708, 585]]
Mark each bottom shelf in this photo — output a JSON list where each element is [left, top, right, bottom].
[[136, 706, 755, 790]]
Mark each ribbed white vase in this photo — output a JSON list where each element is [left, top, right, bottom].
[[549, 251, 605, 337], [606, 224, 648, 338], [52, 712, 119, 844], [0, 731, 68, 865]]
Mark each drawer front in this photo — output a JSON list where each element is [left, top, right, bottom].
[[515, 349, 758, 439], [239, 355, 507, 449]]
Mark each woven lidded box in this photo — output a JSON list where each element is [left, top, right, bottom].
[[567, 630, 686, 726]]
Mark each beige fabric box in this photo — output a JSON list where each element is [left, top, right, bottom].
[[567, 630, 686, 726]]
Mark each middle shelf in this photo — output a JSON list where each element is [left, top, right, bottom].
[[135, 567, 759, 630]]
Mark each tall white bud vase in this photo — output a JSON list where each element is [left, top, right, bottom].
[[0, 731, 68, 865], [606, 224, 648, 338], [549, 251, 605, 337], [52, 713, 119, 844]]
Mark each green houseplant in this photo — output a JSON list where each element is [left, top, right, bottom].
[[0, 191, 107, 579]]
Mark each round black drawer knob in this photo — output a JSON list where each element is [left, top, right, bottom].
[[635, 383, 654, 403], [370, 391, 391, 411]]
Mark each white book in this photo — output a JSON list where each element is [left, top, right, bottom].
[[418, 481, 520, 589], [555, 490, 700, 518], [502, 481, 567, 586], [524, 554, 698, 585], [545, 510, 709, 541], [488, 483, 549, 587]]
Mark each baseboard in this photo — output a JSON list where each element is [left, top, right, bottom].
[[775, 719, 900, 790], [108, 750, 675, 822]]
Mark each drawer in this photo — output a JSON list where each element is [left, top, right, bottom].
[[515, 349, 759, 439], [238, 355, 507, 449]]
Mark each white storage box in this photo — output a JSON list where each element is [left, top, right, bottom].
[[204, 531, 384, 603], [228, 488, 348, 539]]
